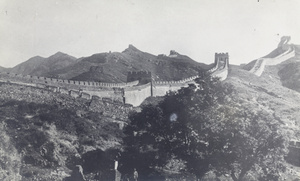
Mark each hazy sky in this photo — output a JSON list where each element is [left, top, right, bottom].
[[0, 0, 300, 67]]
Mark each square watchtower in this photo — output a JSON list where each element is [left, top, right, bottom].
[[127, 71, 152, 85]]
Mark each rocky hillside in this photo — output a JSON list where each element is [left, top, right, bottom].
[[0, 82, 131, 180], [8, 45, 212, 83]]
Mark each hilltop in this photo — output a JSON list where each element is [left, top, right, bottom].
[[7, 45, 212, 82], [9, 52, 78, 77]]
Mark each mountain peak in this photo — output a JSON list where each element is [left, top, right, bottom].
[[47, 52, 77, 61], [50, 51, 67, 58], [122, 44, 141, 54]]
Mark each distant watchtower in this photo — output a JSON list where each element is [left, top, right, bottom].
[[215, 53, 229, 68], [127, 71, 152, 85]]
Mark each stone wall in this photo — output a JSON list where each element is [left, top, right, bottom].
[[249, 58, 267, 76], [0, 71, 210, 107], [211, 66, 228, 81], [124, 83, 152, 107], [0, 52, 227, 107], [152, 75, 198, 97], [82, 88, 123, 103], [265, 47, 295, 65], [249, 46, 295, 77], [248, 37, 296, 76], [207, 59, 219, 73], [211, 55, 229, 81], [127, 71, 152, 85], [0, 72, 138, 89]]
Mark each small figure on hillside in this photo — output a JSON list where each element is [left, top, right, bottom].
[[133, 168, 138, 181]]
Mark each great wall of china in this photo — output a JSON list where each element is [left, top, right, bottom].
[[249, 36, 296, 76], [0, 53, 229, 107], [1, 49, 300, 156], [0, 37, 297, 107]]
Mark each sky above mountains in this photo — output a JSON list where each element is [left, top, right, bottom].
[[0, 0, 300, 68]]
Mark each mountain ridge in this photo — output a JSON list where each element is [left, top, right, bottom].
[[9, 52, 77, 77], [9, 45, 211, 82]]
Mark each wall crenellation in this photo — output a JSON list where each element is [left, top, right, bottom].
[[0, 72, 139, 89], [127, 71, 152, 85], [153, 75, 199, 86], [0, 52, 228, 107]]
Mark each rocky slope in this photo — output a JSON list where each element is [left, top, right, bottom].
[[0, 82, 129, 180]]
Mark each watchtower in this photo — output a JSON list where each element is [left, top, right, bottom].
[[127, 71, 152, 85], [215, 53, 229, 68]]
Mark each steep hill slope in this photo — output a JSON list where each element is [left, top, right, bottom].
[[276, 45, 300, 92], [225, 66, 300, 139], [10, 52, 78, 77], [278, 59, 300, 92]]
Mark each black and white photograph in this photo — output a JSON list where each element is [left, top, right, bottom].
[[0, 0, 300, 180]]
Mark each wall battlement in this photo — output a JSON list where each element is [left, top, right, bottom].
[[127, 71, 152, 84], [153, 75, 199, 86], [215, 52, 229, 63], [0, 53, 227, 107], [0, 72, 138, 89]]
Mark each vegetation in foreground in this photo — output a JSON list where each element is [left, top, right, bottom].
[[119, 76, 289, 181]]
